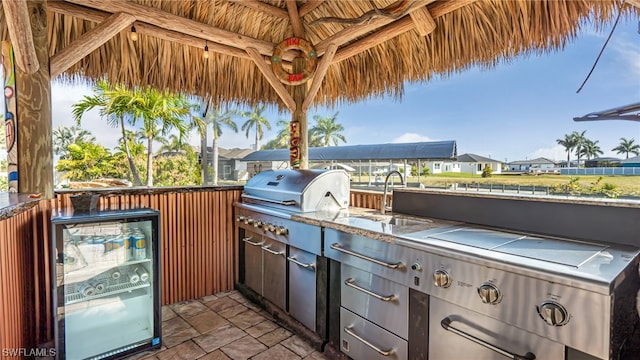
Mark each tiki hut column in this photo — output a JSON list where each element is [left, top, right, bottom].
[[12, 1, 53, 198], [291, 56, 308, 169]]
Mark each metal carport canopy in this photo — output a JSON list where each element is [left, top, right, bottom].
[[241, 141, 457, 161]]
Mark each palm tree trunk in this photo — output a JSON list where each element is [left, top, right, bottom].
[[254, 127, 259, 150], [201, 130, 210, 185], [120, 116, 143, 186], [146, 136, 154, 187], [212, 135, 219, 185]]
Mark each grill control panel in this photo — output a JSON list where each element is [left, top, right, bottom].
[[236, 215, 289, 235]]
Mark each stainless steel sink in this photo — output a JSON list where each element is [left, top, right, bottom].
[[354, 214, 433, 226]]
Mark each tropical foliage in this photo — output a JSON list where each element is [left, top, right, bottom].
[[241, 105, 272, 150], [200, 105, 238, 185], [612, 138, 640, 159], [578, 139, 603, 160], [310, 112, 346, 147], [55, 142, 123, 181], [53, 125, 96, 159]]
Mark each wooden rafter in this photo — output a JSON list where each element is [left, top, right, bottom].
[[330, 0, 478, 63], [50, 12, 135, 78], [410, 7, 436, 37], [299, 0, 324, 17], [302, 43, 338, 111], [286, 0, 305, 38], [228, 0, 288, 19], [65, 0, 276, 57], [246, 48, 296, 112], [2, 0, 39, 74]]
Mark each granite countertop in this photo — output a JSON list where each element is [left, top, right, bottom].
[[0, 193, 42, 221]]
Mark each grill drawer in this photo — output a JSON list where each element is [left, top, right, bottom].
[[341, 264, 408, 339], [340, 307, 408, 360]]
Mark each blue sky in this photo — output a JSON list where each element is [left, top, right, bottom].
[[36, 15, 640, 163]]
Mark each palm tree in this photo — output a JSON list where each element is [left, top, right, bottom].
[[556, 133, 578, 167], [134, 87, 192, 187], [262, 119, 290, 150], [201, 105, 238, 185], [579, 139, 604, 160], [158, 134, 191, 155], [612, 137, 640, 159], [53, 125, 96, 159], [310, 112, 346, 147], [571, 130, 587, 168], [241, 105, 271, 150], [73, 80, 144, 185]]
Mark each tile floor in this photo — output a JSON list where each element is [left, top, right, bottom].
[[127, 290, 328, 360]]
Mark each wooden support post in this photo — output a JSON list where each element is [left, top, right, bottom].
[[291, 57, 308, 169], [15, 1, 53, 198], [2, 0, 39, 74]]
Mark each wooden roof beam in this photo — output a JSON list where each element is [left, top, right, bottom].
[[299, 0, 324, 17], [50, 1, 296, 69], [246, 48, 296, 112], [66, 0, 276, 57], [286, 0, 305, 38], [2, 0, 40, 74], [50, 12, 135, 78], [333, 0, 478, 63], [302, 43, 337, 111], [410, 7, 436, 37], [228, 0, 289, 19], [626, 0, 640, 9]]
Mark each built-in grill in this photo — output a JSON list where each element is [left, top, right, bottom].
[[235, 169, 350, 340]]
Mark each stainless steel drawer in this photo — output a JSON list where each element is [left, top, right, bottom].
[[262, 238, 286, 309], [340, 307, 408, 360], [288, 246, 317, 331], [242, 230, 263, 295], [341, 264, 408, 339]]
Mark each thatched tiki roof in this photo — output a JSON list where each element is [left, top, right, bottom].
[[0, 0, 635, 190]]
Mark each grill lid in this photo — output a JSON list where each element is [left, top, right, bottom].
[[242, 169, 350, 212]]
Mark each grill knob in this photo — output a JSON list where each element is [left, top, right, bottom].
[[477, 283, 502, 304], [275, 226, 288, 235], [236, 215, 245, 222], [245, 218, 253, 225], [537, 301, 569, 326], [433, 269, 452, 288], [267, 224, 276, 232], [253, 220, 262, 228]]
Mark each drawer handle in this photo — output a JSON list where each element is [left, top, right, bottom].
[[344, 325, 395, 357], [261, 244, 284, 256], [441, 317, 536, 360], [287, 256, 316, 271], [242, 237, 263, 247], [330, 243, 404, 270], [345, 278, 396, 302]]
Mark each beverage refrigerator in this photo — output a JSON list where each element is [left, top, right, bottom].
[[51, 209, 161, 360]]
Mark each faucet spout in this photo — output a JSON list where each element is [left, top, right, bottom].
[[381, 170, 404, 215]]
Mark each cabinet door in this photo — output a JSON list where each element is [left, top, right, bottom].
[[288, 246, 317, 331], [262, 238, 287, 309], [242, 230, 263, 295]]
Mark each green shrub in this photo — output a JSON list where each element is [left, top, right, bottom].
[[481, 165, 493, 178]]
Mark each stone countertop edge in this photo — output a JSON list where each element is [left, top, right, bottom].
[[0, 193, 42, 221]]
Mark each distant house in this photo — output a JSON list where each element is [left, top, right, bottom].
[[508, 158, 557, 172], [621, 156, 640, 168], [218, 148, 254, 181], [420, 160, 461, 174], [456, 153, 503, 175]]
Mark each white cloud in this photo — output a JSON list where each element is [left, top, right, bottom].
[[528, 145, 566, 162], [610, 37, 640, 77], [391, 133, 435, 143]]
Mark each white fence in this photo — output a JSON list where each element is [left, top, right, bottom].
[[560, 167, 640, 176]]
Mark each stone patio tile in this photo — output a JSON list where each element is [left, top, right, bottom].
[[245, 320, 279, 338], [199, 294, 219, 303], [220, 335, 268, 360], [257, 327, 293, 347], [303, 351, 328, 359], [162, 306, 177, 321], [206, 296, 240, 313], [215, 290, 238, 298], [251, 344, 301, 360], [228, 310, 266, 329], [193, 324, 247, 352], [198, 350, 231, 360], [170, 300, 209, 318], [162, 316, 192, 337], [281, 335, 315, 357], [186, 310, 229, 334], [155, 340, 205, 360], [162, 327, 200, 348], [218, 304, 248, 319]]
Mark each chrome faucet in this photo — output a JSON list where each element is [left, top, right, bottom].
[[381, 170, 404, 215]]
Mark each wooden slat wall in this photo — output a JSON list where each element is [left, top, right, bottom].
[[55, 189, 242, 305], [350, 189, 385, 210]]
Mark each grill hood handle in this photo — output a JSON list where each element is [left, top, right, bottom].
[[242, 194, 297, 206]]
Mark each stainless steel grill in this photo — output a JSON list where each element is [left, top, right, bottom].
[[236, 169, 350, 340]]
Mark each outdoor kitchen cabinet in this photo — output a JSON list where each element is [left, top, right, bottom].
[[51, 209, 161, 360]]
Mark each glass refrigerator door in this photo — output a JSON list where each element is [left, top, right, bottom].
[[55, 216, 158, 359]]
